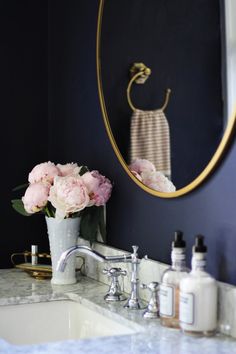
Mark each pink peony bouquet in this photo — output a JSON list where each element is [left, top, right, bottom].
[[129, 158, 176, 193], [12, 161, 112, 243]]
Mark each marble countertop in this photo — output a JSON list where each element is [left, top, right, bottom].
[[0, 269, 236, 354]]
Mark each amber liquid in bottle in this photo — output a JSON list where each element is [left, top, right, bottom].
[[160, 285, 180, 328], [160, 245, 189, 329]]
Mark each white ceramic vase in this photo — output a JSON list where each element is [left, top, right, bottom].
[[45, 216, 80, 285]]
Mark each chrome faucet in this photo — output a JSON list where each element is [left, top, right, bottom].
[[56, 245, 133, 272], [57, 245, 145, 310], [124, 246, 145, 310]]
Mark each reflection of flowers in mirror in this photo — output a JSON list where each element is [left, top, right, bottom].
[[11, 161, 113, 242], [129, 158, 176, 193]]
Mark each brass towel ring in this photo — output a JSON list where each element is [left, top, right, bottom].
[[127, 62, 171, 112]]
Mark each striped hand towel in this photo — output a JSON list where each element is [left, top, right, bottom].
[[129, 109, 171, 178]]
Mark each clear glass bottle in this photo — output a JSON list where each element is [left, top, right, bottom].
[[179, 235, 217, 336], [159, 231, 190, 328]]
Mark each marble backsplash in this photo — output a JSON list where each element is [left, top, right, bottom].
[[76, 239, 236, 339]]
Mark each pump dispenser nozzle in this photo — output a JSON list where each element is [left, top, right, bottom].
[[193, 235, 207, 253], [172, 231, 185, 248]]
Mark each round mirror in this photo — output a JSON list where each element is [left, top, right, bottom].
[[97, 0, 236, 198]]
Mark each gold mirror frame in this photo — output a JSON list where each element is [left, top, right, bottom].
[[96, 0, 236, 198]]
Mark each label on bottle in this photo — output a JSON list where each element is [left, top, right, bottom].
[[192, 258, 206, 271], [159, 284, 175, 317], [171, 248, 186, 263], [179, 292, 194, 325]]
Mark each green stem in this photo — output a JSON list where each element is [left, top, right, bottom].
[[44, 205, 52, 218]]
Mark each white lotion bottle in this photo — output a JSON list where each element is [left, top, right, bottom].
[[179, 235, 218, 336], [159, 231, 190, 328]]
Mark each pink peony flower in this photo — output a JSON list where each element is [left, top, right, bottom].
[[130, 170, 143, 182], [56, 163, 80, 177], [129, 158, 156, 175], [28, 161, 60, 184], [22, 182, 51, 214], [81, 170, 112, 206], [141, 171, 176, 193], [48, 175, 90, 218]]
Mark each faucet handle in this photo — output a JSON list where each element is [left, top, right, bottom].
[[103, 267, 127, 277], [131, 245, 139, 263], [141, 281, 159, 292], [141, 281, 159, 319], [103, 267, 127, 302], [131, 245, 138, 256]]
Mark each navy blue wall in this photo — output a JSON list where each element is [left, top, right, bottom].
[[0, 0, 49, 268], [2, 0, 236, 286]]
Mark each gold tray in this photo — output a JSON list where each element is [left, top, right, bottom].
[[11, 251, 52, 280], [15, 263, 52, 280], [11, 251, 85, 280]]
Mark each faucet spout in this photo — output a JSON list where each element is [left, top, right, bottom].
[[56, 245, 132, 272], [56, 246, 105, 272]]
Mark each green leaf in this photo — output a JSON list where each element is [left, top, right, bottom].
[[42, 205, 53, 218], [79, 165, 89, 176], [11, 199, 31, 216], [71, 212, 80, 218], [98, 206, 106, 243], [12, 183, 28, 192], [80, 206, 101, 245]]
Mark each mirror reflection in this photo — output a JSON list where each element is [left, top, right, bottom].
[[99, 0, 236, 193]]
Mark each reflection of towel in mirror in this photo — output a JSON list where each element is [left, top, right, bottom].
[[129, 109, 171, 178]]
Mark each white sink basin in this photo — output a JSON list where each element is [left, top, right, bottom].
[[0, 300, 136, 345]]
